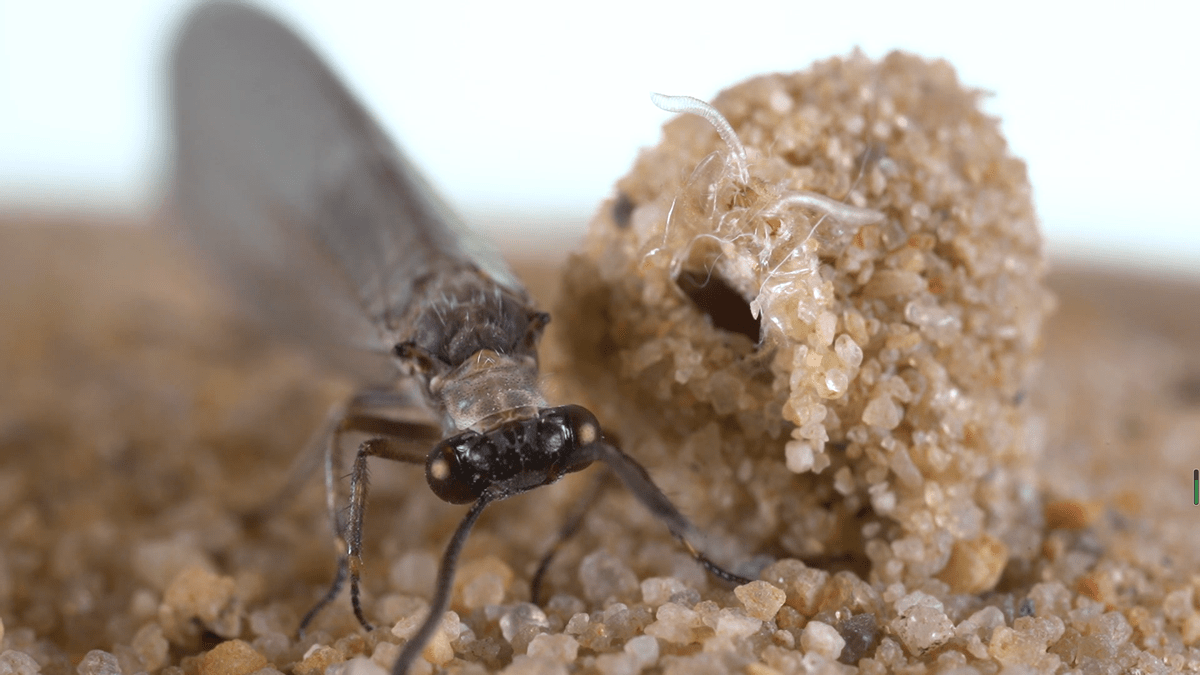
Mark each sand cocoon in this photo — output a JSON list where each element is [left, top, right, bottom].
[[560, 50, 1051, 592]]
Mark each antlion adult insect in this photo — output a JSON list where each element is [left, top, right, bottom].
[[168, 2, 750, 672]]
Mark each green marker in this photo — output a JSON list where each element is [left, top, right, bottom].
[[1195, 469, 1198, 506]]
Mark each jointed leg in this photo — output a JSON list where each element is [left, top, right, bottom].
[[300, 413, 440, 636], [344, 434, 435, 630], [530, 472, 612, 605], [298, 553, 347, 636]]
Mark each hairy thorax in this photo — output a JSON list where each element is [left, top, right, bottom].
[[428, 349, 546, 433]]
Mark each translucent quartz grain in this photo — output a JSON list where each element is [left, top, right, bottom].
[[76, 651, 119, 675], [578, 551, 639, 604], [499, 605, 550, 642], [623, 635, 659, 668], [644, 603, 703, 645], [1161, 586, 1194, 623], [598, 603, 653, 644], [987, 616, 1065, 667], [592, 653, 637, 675], [524, 634, 578, 663], [131, 537, 214, 592], [389, 609, 460, 666], [714, 609, 761, 640], [835, 613, 879, 664], [369, 643, 399, 674], [250, 631, 290, 665], [334, 657, 385, 675], [760, 560, 831, 615], [563, 613, 589, 635], [159, 565, 241, 642], [641, 577, 688, 607], [734, 580, 787, 621], [422, 621, 456, 667], [784, 440, 815, 473], [799, 620, 845, 660], [455, 556, 513, 610], [131, 623, 170, 672], [890, 592, 954, 654]]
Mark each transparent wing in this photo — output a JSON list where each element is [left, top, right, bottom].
[[169, 1, 524, 380]]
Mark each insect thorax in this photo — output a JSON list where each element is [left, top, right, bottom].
[[429, 350, 546, 432], [393, 267, 550, 433]]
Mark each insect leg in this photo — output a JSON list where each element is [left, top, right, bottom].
[[323, 408, 440, 554], [587, 442, 752, 587], [240, 402, 347, 530], [345, 433, 436, 631], [301, 414, 441, 636], [297, 409, 359, 637], [392, 486, 505, 675], [530, 471, 612, 606]]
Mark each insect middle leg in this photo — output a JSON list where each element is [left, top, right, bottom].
[[530, 471, 612, 606], [300, 413, 441, 635]]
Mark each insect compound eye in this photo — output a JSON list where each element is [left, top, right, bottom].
[[554, 405, 602, 473], [561, 405, 601, 446], [426, 437, 480, 505]]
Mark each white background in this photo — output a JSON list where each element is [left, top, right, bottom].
[[1, 0, 1197, 272]]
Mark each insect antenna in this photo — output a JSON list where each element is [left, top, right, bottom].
[[586, 441, 752, 586], [391, 486, 505, 675]]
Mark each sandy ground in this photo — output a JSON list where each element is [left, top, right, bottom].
[[0, 217, 1197, 674]]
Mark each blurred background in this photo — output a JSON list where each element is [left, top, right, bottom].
[[1, 0, 1197, 272]]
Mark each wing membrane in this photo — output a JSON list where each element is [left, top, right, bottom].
[[169, 2, 523, 380]]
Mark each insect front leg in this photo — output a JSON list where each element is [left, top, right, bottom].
[[301, 414, 441, 635]]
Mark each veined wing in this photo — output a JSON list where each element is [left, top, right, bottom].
[[169, 1, 525, 380]]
